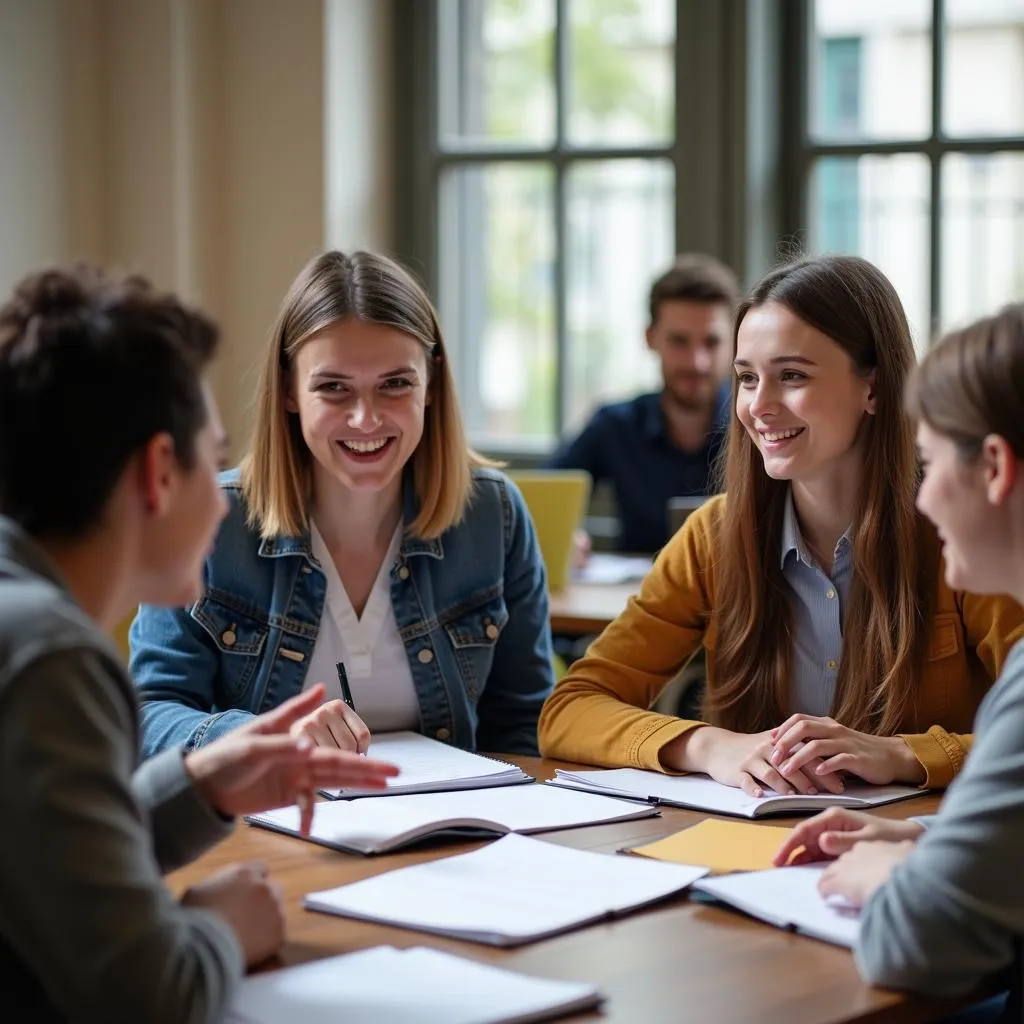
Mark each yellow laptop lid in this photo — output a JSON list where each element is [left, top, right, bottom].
[[508, 470, 591, 592]]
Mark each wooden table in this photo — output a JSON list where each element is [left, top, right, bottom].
[[548, 582, 637, 635], [168, 757, 973, 1024]]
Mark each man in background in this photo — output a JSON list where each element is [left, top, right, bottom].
[[550, 253, 739, 554]]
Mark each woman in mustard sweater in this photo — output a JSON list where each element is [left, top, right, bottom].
[[538, 254, 1024, 795]]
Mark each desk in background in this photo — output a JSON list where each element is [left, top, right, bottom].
[[168, 757, 969, 1024], [548, 582, 636, 636]]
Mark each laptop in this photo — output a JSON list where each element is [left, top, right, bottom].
[[508, 470, 591, 592], [667, 494, 710, 538]]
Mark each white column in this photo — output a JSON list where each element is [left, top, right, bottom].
[[325, 0, 395, 253]]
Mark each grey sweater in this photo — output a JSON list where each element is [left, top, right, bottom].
[[858, 637, 1024, 1008], [0, 518, 242, 1023]]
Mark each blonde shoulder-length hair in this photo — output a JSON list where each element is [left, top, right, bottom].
[[240, 249, 494, 540]]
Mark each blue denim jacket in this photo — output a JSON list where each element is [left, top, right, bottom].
[[130, 467, 554, 759]]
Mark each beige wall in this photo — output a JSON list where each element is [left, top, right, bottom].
[[0, 0, 394, 459], [0, 1, 86, 284]]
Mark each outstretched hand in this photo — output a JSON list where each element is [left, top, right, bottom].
[[184, 684, 398, 832]]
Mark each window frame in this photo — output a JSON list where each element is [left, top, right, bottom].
[[394, 0, 753, 457], [783, 0, 1024, 337]]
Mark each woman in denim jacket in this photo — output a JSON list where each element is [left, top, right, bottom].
[[131, 250, 554, 759]]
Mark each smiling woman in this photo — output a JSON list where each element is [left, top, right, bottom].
[[539, 254, 1024, 796], [129, 250, 555, 761], [289, 321, 431, 501], [773, 303, 1024, 1020]]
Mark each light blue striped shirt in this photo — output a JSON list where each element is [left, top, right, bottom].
[[780, 489, 854, 716]]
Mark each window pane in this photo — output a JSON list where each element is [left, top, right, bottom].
[[565, 160, 674, 432], [810, 0, 931, 141], [809, 155, 931, 349], [439, 163, 556, 445], [438, 0, 555, 147], [941, 153, 1024, 329], [943, 0, 1024, 137], [567, 0, 674, 147]]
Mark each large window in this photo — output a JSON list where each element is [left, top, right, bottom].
[[412, 0, 679, 451], [397, 1, 1024, 450], [797, 0, 1024, 348]]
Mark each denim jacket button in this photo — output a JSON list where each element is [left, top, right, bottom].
[[417, 648, 434, 664], [398, 566, 410, 580], [435, 727, 450, 741], [221, 629, 237, 647], [485, 624, 499, 640]]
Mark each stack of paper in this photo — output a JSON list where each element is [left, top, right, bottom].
[[321, 731, 532, 798], [692, 865, 861, 947], [304, 832, 708, 946], [574, 553, 653, 584], [226, 945, 603, 1024], [551, 767, 921, 818], [248, 783, 658, 855]]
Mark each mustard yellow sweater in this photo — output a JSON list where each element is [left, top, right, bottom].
[[539, 496, 1024, 788]]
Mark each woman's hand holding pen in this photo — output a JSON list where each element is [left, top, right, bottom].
[[288, 698, 371, 753], [185, 684, 397, 833], [287, 661, 370, 754]]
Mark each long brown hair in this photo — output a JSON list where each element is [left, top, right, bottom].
[[907, 302, 1024, 460], [241, 250, 494, 540], [707, 254, 934, 734]]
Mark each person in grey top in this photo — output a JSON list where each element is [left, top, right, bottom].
[[775, 302, 1024, 1021], [0, 267, 396, 1023]]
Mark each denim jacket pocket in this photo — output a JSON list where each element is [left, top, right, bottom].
[[192, 593, 268, 699], [443, 595, 510, 700]]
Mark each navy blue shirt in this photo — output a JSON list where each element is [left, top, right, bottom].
[[549, 386, 730, 554]]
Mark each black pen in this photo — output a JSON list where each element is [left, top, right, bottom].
[[335, 661, 356, 711]]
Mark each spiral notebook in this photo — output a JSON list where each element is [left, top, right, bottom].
[[248, 783, 658, 855], [320, 731, 533, 799], [226, 945, 603, 1024]]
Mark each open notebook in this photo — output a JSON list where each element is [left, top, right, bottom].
[[225, 945, 603, 1024], [304, 832, 708, 946], [691, 865, 860, 947], [551, 768, 921, 818], [248, 783, 658, 855], [321, 731, 532, 798]]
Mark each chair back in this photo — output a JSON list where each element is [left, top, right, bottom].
[[667, 494, 710, 538]]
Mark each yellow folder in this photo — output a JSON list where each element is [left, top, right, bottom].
[[629, 818, 795, 874], [508, 470, 590, 592]]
